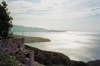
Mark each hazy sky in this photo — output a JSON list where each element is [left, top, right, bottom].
[[1, 0, 100, 30]]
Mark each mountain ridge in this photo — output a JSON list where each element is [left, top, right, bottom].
[[11, 25, 65, 32]]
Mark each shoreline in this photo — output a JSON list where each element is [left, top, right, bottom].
[[14, 34, 100, 66], [25, 45, 100, 66], [14, 35, 51, 43]]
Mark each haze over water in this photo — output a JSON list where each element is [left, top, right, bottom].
[[14, 31, 100, 62]]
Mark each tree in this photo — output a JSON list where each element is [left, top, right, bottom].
[[0, 0, 13, 39]]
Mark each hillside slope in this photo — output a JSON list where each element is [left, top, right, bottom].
[[25, 45, 89, 66]]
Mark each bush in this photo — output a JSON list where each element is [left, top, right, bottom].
[[0, 54, 19, 66]]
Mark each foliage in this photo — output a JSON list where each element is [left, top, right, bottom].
[[25, 45, 71, 66], [87, 60, 100, 66], [0, 54, 19, 66], [70, 61, 89, 66], [0, 0, 13, 39], [25, 45, 89, 66]]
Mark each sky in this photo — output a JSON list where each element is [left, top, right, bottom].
[[0, 0, 100, 30]]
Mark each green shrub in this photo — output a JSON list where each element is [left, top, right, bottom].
[[0, 54, 19, 66]]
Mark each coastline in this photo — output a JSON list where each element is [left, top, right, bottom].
[[25, 45, 89, 66], [14, 35, 50, 43], [25, 45, 100, 66], [14, 34, 100, 66]]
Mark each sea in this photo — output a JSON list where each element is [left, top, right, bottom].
[[14, 31, 100, 62]]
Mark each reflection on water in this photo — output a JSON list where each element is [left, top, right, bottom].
[[14, 31, 100, 62]]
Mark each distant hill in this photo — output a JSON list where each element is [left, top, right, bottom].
[[87, 60, 100, 66], [11, 25, 65, 32]]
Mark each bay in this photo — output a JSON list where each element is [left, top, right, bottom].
[[14, 31, 100, 62]]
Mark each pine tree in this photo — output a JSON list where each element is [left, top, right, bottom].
[[0, 0, 13, 39]]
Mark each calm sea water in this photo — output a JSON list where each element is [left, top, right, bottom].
[[14, 31, 100, 62]]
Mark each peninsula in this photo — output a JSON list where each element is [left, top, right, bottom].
[[14, 35, 50, 43]]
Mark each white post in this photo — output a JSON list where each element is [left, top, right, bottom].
[[29, 51, 34, 66]]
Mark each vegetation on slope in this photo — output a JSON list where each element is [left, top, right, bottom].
[[0, 54, 19, 66], [70, 61, 89, 66], [87, 60, 100, 66], [25, 45, 89, 66], [25, 45, 70, 66]]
